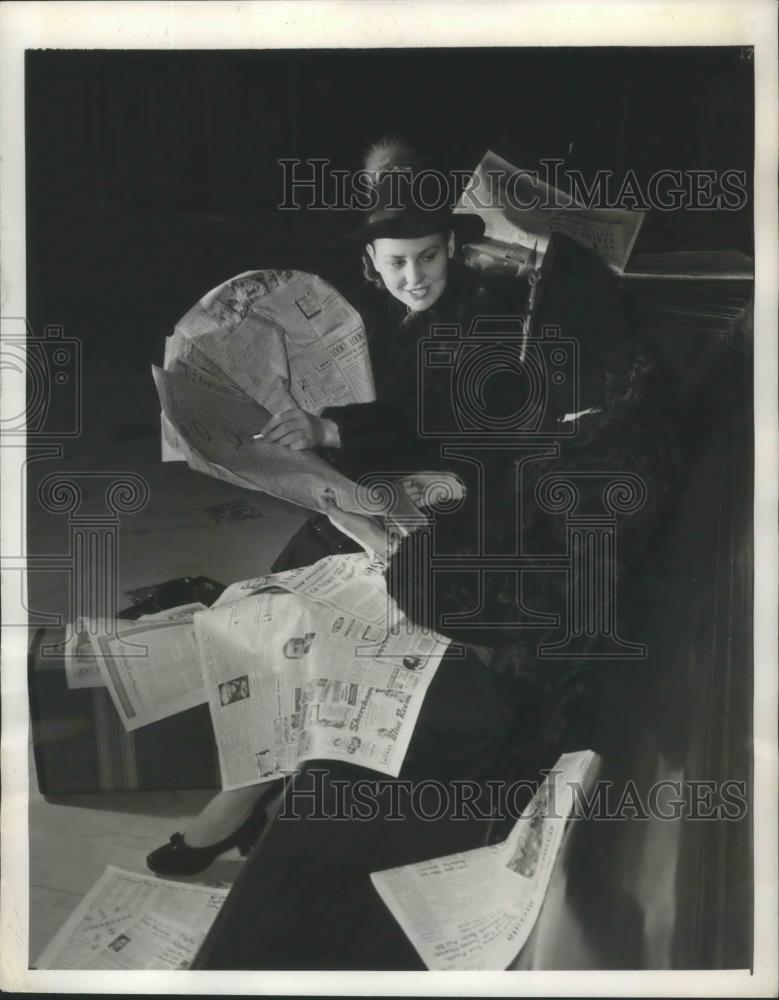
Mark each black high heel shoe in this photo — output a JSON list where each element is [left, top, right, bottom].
[[146, 800, 270, 877]]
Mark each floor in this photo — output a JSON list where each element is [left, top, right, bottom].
[[25, 357, 308, 964]]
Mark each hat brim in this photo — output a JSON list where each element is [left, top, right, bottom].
[[334, 211, 485, 247]]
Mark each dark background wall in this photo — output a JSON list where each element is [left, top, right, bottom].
[[26, 47, 753, 383]]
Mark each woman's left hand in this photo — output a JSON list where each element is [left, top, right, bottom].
[[323, 499, 392, 563], [261, 407, 340, 450]]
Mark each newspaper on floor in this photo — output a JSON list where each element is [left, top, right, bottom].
[[455, 149, 645, 275], [194, 552, 451, 789], [34, 866, 227, 970], [370, 749, 598, 971], [86, 603, 209, 731]]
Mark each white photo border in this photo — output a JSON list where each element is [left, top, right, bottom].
[[1, 1, 776, 995]]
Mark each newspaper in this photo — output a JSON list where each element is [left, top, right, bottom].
[[155, 269, 459, 521], [63, 624, 104, 689], [194, 552, 451, 789], [455, 149, 645, 274], [34, 866, 227, 970], [86, 603, 209, 731], [214, 551, 392, 624], [152, 361, 379, 516], [64, 604, 207, 691], [370, 749, 597, 970], [173, 269, 374, 412], [160, 268, 374, 462]]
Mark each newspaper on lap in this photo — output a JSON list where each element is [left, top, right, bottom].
[[86, 554, 452, 788], [194, 552, 452, 789]]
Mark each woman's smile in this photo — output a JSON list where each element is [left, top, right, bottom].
[[366, 232, 455, 312]]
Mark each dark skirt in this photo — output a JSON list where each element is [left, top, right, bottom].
[[271, 512, 363, 573]]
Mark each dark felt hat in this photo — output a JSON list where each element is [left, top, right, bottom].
[[336, 138, 485, 246]]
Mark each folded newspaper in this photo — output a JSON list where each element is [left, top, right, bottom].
[[456, 149, 645, 276], [370, 749, 597, 970], [35, 866, 227, 970], [84, 604, 210, 729], [155, 268, 419, 523], [86, 553, 451, 786]]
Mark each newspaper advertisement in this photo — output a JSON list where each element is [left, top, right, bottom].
[[87, 604, 209, 731], [194, 552, 451, 789], [34, 866, 227, 970], [370, 750, 597, 970], [456, 149, 644, 274]]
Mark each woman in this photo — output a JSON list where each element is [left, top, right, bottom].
[[146, 140, 514, 876], [147, 139, 680, 875]]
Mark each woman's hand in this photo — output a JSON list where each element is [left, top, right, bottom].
[[324, 500, 391, 562], [260, 407, 340, 450]]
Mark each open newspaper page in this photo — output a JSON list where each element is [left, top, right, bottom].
[[214, 552, 392, 625], [156, 269, 457, 521], [160, 269, 375, 458], [34, 866, 227, 970], [86, 603, 209, 731], [174, 269, 374, 413], [370, 750, 597, 970], [455, 149, 644, 274], [194, 552, 451, 789], [153, 361, 379, 515]]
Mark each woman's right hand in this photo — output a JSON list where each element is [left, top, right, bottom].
[[260, 407, 341, 450]]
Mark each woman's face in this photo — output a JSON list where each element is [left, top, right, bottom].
[[367, 231, 454, 312]]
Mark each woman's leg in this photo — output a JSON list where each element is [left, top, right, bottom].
[[183, 784, 273, 847]]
